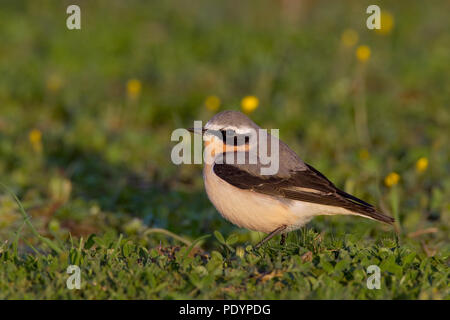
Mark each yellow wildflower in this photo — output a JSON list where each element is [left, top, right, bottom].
[[205, 95, 221, 112], [359, 148, 370, 160], [241, 96, 259, 114], [127, 79, 142, 100], [235, 246, 245, 259], [46, 74, 63, 92], [384, 172, 400, 187], [29, 129, 42, 153], [376, 11, 394, 35], [341, 29, 359, 47], [356, 45, 371, 62], [416, 157, 428, 173]]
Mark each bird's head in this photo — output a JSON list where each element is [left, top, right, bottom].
[[188, 110, 260, 159]]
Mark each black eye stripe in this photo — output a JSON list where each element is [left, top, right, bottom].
[[218, 130, 251, 146]]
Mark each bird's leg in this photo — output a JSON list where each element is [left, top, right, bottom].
[[280, 233, 287, 246], [255, 225, 287, 249]]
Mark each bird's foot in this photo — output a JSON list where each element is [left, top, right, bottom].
[[255, 225, 287, 249], [280, 233, 286, 246]]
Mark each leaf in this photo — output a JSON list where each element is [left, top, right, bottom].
[[226, 234, 239, 245], [214, 231, 226, 244], [211, 250, 223, 261], [93, 236, 106, 248], [114, 234, 123, 250], [403, 252, 416, 265], [321, 260, 334, 274], [380, 255, 403, 276], [85, 234, 97, 249], [138, 247, 149, 260], [122, 242, 131, 257], [334, 260, 349, 272]]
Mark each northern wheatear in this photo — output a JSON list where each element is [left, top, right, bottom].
[[188, 110, 394, 248]]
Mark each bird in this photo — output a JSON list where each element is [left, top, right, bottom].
[[188, 110, 394, 248]]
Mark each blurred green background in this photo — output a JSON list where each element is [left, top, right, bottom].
[[0, 0, 448, 299]]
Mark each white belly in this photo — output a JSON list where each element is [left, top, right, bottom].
[[203, 164, 313, 233], [203, 164, 360, 233]]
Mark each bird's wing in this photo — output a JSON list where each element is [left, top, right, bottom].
[[213, 158, 394, 224]]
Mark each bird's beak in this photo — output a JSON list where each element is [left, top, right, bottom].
[[187, 127, 206, 135]]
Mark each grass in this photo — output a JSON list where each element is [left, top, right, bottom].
[[0, 207, 448, 299], [0, 0, 449, 299]]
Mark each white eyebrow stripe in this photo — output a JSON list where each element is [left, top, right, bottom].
[[204, 124, 232, 131], [233, 128, 254, 134], [204, 124, 253, 135]]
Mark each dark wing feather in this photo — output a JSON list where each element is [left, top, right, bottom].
[[213, 162, 394, 224]]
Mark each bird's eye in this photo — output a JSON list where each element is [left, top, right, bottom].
[[219, 130, 234, 142], [225, 129, 235, 137], [219, 130, 251, 146], [233, 135, 238, 146]]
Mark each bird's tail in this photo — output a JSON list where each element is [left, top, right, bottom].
[[337, 189, 395, 224]]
